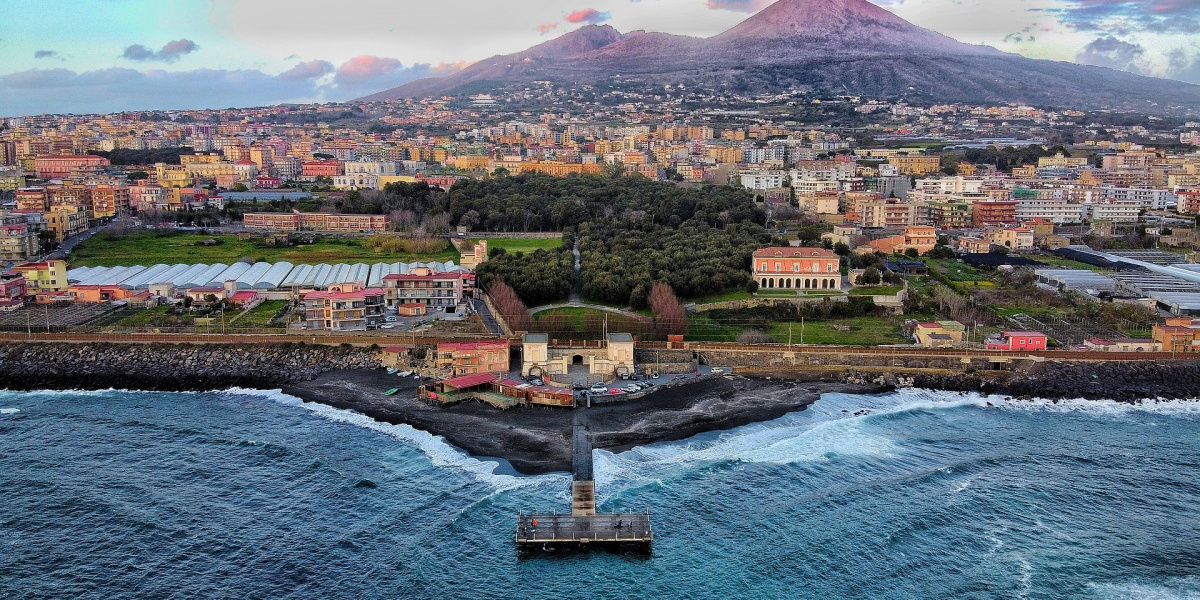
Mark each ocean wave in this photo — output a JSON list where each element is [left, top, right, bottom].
[[1087, 577, 1200, 600], [0, 407, 20, 414], [224, 387, 565, 492], [593, 388, 1200, 498]]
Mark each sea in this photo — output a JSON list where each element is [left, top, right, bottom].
[[1, 387, 1199, 600]]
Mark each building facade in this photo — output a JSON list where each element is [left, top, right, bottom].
[[302, 283, 386, 331], [752, 247, 841, 291]]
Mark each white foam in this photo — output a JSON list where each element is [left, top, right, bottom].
[[1087, 578, 1200, 600], [0, 407, 19, 414], [225, 387, 565, 492]]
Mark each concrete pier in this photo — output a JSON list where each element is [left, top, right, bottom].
[[515, 406, 652, 552]]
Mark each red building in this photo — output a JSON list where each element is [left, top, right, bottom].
[[255, 176, 282, 189], [972, 200, 1018, 227], [1179, 189, 1200, 216], [435, 340, 510, 376], [752, 247, 841, 291], [986, 331, 1048, 351], [301, 160, 344, 178], [0, 272, 27, 311], [35, 155, 109, 179]]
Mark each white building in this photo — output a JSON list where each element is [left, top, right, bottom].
[[740, 170, 788, 190], [1103, 186, 1175, 210], [1016, 199, 1085, 224], [1084, 200, 1141, 223]]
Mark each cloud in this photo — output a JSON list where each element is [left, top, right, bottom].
[[122, 39, 199, 63], [34, 50, 62, 60], [564, 8, 611, 24], [705, 0, 773, 12], [1053, 0, 1200, 33], [332, 55, 467, 98], [1075, 36, 1146, 73], [335, 55, 404, 84], [537, 22, 559, 35], [279, 59, 335, 81], [1167, 48, 1200, 85]]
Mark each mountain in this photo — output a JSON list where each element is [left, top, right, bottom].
[[360, 0, 1200, 111]]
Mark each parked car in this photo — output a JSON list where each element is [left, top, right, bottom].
[[590, 382, 608, 393], [385, 316, 398, 322], [380, 324, 395, 330], [622, 385, 640, 393], [530, 378, 545, 386], [608, 388, 626, 395]]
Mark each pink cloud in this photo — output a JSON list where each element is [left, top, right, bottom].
[[564, 8, 611, 24], [537, 22, 559, 35], [705, 0, 772, 12], [335, 55, 403, 84]]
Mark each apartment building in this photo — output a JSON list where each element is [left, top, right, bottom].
[[302, 283, 386, 331], [1153, 318, 1200, 353], [861, 199, 916, 229], [243, 211, 391, 233], [1084, 200, 1141, 223], [0, 219, 38, 261], [34, 154, 109, 179], [1016, 199, 1085, 224], [971, 200, 1018, 227], [887, 155, 941, 176], [434, 340, 510, 376], [45, 204, 87, 241], [381, 266, 468, 310], [11, 260, 68, 294]]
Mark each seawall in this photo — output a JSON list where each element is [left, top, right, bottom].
[[0, 342, 381, 392]]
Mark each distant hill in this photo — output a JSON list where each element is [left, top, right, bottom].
[[360, 0, 1200, 111]]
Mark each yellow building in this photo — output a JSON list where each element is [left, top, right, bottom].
[[155, 163, 194, 188], [888, 155, 942, 176], [12, 259, 69, 294], [45, 204, 88, 241]]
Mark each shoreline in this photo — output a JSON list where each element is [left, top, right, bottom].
[[281, 369, 890, 475]]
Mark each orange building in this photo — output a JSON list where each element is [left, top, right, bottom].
[[1153, 318, 1200, 353], [1178, 189, 1200, 215], [35, 154, 109, 179], [972, 200, 1018, 227], [15, 188, 48, 212], [68, 284, 135, 303], [752, 247, 841, 291], [301, 160, 344, 178], [435, 339, 510, 376]]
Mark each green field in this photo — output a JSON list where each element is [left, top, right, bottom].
[[227, 300, 289, 327], [767, 317, 907, 346], [684, 290, 754, 305], [70, 231, 459, 267], [685, 313, 744, 342], [471, 237, 565, 253]]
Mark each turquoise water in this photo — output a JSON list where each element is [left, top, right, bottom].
[[1, 387, 1199, 599]]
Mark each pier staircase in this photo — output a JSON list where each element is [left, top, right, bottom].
[[571, 480, 596, 516]]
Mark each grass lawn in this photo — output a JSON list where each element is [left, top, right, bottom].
[[70, 231, 458, 267], [471, 237, 564, 253], [685, 290, 754, 305], [848, 285, 903, 296], [228, 300, 289, 328], [685, 313, 743, 342], [766, 316, 907, 346]]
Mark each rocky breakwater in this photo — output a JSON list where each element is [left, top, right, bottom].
[[910, 359, 1200, 403], [0, 342, 381, 392]]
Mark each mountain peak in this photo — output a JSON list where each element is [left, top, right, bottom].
[[713, 0, 986, 55]]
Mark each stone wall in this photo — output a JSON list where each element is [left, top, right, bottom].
[[0, 342, 381, 391]]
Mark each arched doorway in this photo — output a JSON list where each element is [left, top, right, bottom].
[[572, 355, 584, 365]]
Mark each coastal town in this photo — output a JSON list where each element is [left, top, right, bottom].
[[1, 94, 1199, 370]]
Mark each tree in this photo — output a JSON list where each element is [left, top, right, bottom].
[[857, 266, 881, 285], [904, 247, 920, 258], [231, 183, 249, 192], [648, 281, 687, 337], [834, 242, 850, 256], [487, 279, 533, 332]]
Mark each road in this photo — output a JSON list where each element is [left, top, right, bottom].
[[46, 219, 129, 260], [471, 297, 503, 335]]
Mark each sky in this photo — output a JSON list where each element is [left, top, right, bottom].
[[1, 0, 1199, 116]]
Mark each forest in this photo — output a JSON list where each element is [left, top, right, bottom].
[[456, 174, 772, 307]]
